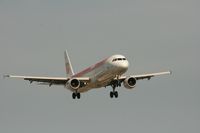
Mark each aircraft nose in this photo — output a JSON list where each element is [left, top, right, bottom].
[[120, 61, 129, 70]]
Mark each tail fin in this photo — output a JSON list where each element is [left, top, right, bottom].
[[64, 50, 74, 77]]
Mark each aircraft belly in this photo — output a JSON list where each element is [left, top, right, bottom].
[[78, 81, 109, 93], [93, 71, 115, 88], [78, 72, 114, 93], [77, 63, 116, 93]]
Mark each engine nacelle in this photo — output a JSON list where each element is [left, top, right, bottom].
[[123, 77, 137, 89], [67, 78, 80, 90]]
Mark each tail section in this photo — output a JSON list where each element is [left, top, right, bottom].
[[64, 50, 74, 77]]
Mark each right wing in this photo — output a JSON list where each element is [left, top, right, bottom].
[[4, 75, 90, 86], [131, 71, 172, 80], [118, 71, 172, 81]]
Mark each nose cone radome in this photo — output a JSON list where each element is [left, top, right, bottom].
[[120, 61, 129, 70], [114, 60, 129, 72]]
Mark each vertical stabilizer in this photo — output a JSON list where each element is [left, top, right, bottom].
[[64, 50, 74, 77]]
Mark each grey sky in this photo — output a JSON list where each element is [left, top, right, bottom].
[[0, 0, 199, 133]]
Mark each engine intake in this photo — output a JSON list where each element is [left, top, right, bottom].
[[68, 78, 80, 90], [123, 77, 136, 89]]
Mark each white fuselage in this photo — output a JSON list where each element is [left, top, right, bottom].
[[70, 55, 129, 92]]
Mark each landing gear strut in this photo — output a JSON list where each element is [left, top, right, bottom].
[[109, 78, 122, 98], [72, 92, 81, 99], [110, 83, 119, 98]]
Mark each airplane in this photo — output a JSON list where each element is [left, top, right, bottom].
[[4, 50, 171, 99]]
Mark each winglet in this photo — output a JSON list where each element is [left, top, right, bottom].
[[64, 50, 75, 77], [169, 70, 172, 75], [3, 75, 10, 79]]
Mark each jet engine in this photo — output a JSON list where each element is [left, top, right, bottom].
[[123, 77, 137, 89], [67, 78, 80, 90]]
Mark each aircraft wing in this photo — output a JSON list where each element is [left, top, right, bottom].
[[4, 75, 90, 86], [119, 71, 172, 81]]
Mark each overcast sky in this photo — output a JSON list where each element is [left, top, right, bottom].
[[0, 0, 199, 133]]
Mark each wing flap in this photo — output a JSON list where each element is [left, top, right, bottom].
[[133, 71, 172, 80], [5, 75, 69, 85], [4, 75, 90, 86], [119, 71, 171, 81]]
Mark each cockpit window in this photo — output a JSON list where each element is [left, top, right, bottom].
[[112, 59, 117, 62], [112, 58, 126, 62]]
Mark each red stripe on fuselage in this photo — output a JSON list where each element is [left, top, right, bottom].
[[72, 58, 108, 77]]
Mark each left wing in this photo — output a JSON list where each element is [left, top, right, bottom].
[[4, 75, 90, 86], [119, 71, 172, 81]]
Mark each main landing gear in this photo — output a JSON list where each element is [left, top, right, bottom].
[[110, 91, 118, 98], [109, 80, 121, 98], [72, 92, 81, 99]]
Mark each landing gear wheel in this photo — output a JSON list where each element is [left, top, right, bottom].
[[77, 93, 81, 99], [72, 92, 81, 99], [114, 91, 118, 98], [110, 91, 114, 98], [110, 91, 118, 98], [72, 93, 76, 99]]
